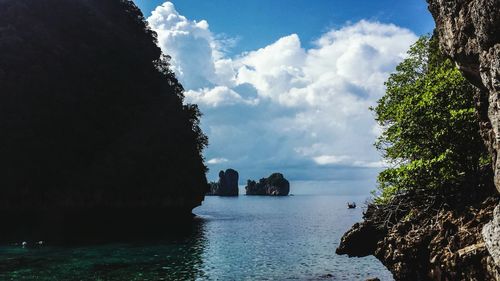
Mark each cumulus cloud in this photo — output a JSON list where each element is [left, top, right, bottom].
[[147, 2, 418, 181], [185, 86, 258, 107], [148, 2, 219, 89]]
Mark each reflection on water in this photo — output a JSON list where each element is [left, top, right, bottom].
[[0, 182, 394, 280]]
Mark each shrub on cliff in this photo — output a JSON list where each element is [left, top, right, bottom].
[[0, 0, 208, 209], [372, 35, 490, 204]]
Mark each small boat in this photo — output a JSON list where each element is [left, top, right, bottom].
[[347, 202, 356, 209]]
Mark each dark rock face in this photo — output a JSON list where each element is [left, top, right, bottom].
[[336, 206, 386, 257], [337, 197, 499, 281], [0, 0, 208, 240], [483, 203, 500, 277], [427, 0, 500, 194], [336, 222, 384, 257], [427, 0, 500, 273], [245, 173, 290, 196], [207, 169, 239, 196]]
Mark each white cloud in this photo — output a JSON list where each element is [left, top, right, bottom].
[[148, 2, 219, 89], [313, 155, 351, 165], [147, 2, 418, 181], [235, 34, 308, 101], [207, 158, 229, 165], [185, 86, 258, 107]]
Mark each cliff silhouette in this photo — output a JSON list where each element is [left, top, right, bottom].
[[0, 0, 208, 242]]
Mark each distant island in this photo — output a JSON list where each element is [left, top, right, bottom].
[[207, 169, 239, 196], [246, 173, 290, 196], [206, 170, 291, 197]]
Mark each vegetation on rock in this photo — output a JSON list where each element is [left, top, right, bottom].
[[372, 35, 491, 205], [427, 0, 500, 273], [337, 34, 499, 280]]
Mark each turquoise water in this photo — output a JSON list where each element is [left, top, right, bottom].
[[0, 182, 393, 280]]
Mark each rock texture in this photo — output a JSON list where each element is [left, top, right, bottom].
[[483, 204, 500, 266], [427, 0, 500, 193], [427, 0, 500, 273], [336, 206, 386, 257], [245, 173, 290, 196], [207, 169, 239, 196], [338, 196, 499, 280]]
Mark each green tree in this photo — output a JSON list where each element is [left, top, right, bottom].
[[372, 35, 489, 204]]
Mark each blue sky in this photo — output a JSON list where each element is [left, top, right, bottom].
[[135, 0, 434, 55], [132, 1, 435, 187]]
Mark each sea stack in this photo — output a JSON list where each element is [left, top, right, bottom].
[[245, 173, 290, 196], [207, 169, 239, 196]]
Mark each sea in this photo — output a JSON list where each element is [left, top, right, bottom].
[[0, 181, 394, 280]]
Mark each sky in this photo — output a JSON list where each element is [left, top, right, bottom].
[[133, 0, 435, 185]]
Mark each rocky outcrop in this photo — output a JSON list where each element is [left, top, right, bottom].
[[207, 169, 239, 196], [483, 204, 500, 269], [427, 0, 500, 273], [336, 207, 386, 257], [245, 173, 290, 196], [338, 196, 499, 280]]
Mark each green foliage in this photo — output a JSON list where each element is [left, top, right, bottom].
[[372, 35, 489, 204]]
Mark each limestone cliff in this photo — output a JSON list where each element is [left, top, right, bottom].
[[0, 0, 208, 242], [427, 0, 500, 193], [427, 0, 500, 273]]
